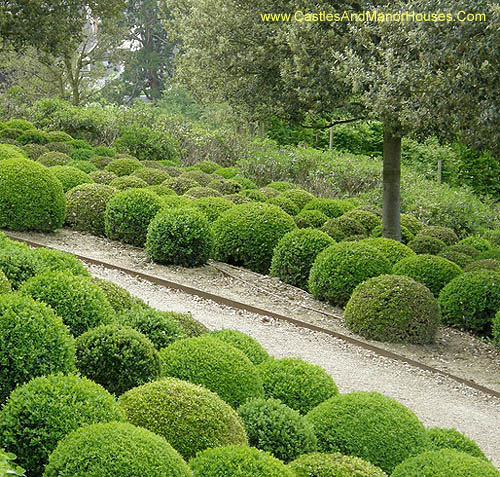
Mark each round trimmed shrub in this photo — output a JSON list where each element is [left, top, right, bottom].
[[0, 128, 23, 140], [438, 270, 500, 335], [105, 188, 163, 246], [447, 244, 481, 257], [92, 277, 135, 314], [240, 189, 272, 202], [344, 274, 440, 344], [105, 157, 144, 176], [457, 236, 491, 253], [213, 202, 296, 274], [132, 167, 171, 185], [184, 186, 222, 198], [268, 195, 300, 216], [93, 145, 115, 157], [214, 166, 238, 178], [361, 237, 415, 266], [116, 305, 187, 349], [477, 248, 500, 260], [344, 209, 382, 233], [225, 193, 252, 204], [393, 254, 463, 297], [370, 224, 414, 244], [163, 176, 200, 194], [160, 335, 264, 407], [232, 175, 258, 190], [259, 186, 281, 198], [194, 160, 220, 173], [0, 158, 66, 231], [207, 177, 242, 195], [180, 169, 213, 185], [417, 226, 459, 246], [287, 452, 387, 477], [118, 378, 248, 459], [0, 143, 26, 160], [400, 214, 424, 235], [190, 445, 293, 477], [238, 398, 317, 462], [270, 228, 334, 290], [49, 165, 93, 192], [438, 250, 473, 269], [0, 374, 125, 477], [464, 259, 500, 272], [45, 130, 73, 142], [193, 196, 233, 222], [208, 329, 270, 365], [46, 141, 71, 154], [162, 195, 195, 209], [258, 358, 338, 414], [66, 183, 116, 236], [20, 271, 114, 336], [0, 243, 40, 288], [4, 119, 34, 131], [76, 324, 161, 395], [43, 421, 191, 477], [67, 139, 92, 149], [88, 169, 117, 184], [267, 181, 295, 191], [0, 294, 76, 403], [146, 184, 177, 196], [146, 208, 213, 267], [32, 247, 89, 276], [280, 189, 315, 210], [295, 209, 329, 229], [166, 309, 208, 337], [305, 392, 429, 474], [426, 428, 486, 459], [408, 235, 447, 254], [17, 130, 48, 145], [22, 143, 48, 160], [391, 449, 500, 477], [89, 155, 113, 169], [303, 198, 353, 218], [38, 151, 71, 167], [67, 159, 98, 173], [309, 242, 392, 306], [109, 174, 148, 190]]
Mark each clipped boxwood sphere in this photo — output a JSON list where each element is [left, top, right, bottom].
[[267, 181, 295, 191], [4, 119, 34, 131], [20, 271, 114, 336], [184, 186, 222, 198], [146, 184, 177, 196], [391, 449, 500, 477], [32, 247, 89, 276], [66, 183, 116, 236], [89, 155, 113, 169], [303, 198, 353, 218], [208, 329, 270, 365], [417, 226, 459, 246], [132, 167, 171, 185], [0, 143, 26, 160], [0, 374, 125, 477], [309, 241, 392, 306], [280, 189, 315, 210], [118, 378, 248, 459], [109, 174, 148, 190], [225, 193, 252, 204], [92, 277, 135, 314], [447, 244, 481, 258], [457, 236, 491, 253], [295, 209, 329, 229], [305, 392, 429, 474], [213, 202, 296, 274], [180, 169, 213, 186], [88, 169, 117, 184], [160, 335, 264, 407], [0, 158, 66, 232], [426, 428, 486, 459], [43, 422, 192, 477], [287, 452, 387, 477], [238, 398, 317, 462], [166, 308, 208, 337], [105, 188, 163, 246], [0, 294, 76, 403], [344, 209, 382, 233], [193, 196, 233, 222], [438, 249, 473, 269], [17, 130, 48, 145], [270, 228, 334, 290], [66, 159, 97, 173], [438, 270, 500, 335], [214, 166, 238, 178], [370, 224, 414, 244], [0, 243, 40, 288], [105, 157, 144, 176], [163, 176, 199, 194], [46, 141, 72, 154], [393, 254, 463, 297], [344, 274, 440, 344], [38, 151, 71, 167], [45, 130, 73, 142], [76, 324, 161, 395], [400, 214, 424, 235], [208, 177, 242, 195], [361, 237, 416, 266], [258, 358, 338, 414], [269, 195, 300, 216], [194, 160, 220, 174], [232, 175, 258, 190], [408, 235, 447, 255], [464, 259, 500, 272], [477, 247, 500, 261], [190, 445, 293, 477], [259, 186, 281, 198], [146, 208, 213, 267]]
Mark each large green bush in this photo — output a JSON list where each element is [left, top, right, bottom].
[[0, 294, 76, 403], [309, 242, 392, 306], [20, 144, 47, 161], [303, 198, 353, 218], [426, 428, 486, 459], [88, 169, 117, 184], [416, 226, 459, 246], [280, 189, 315, 210], [193, 196, 234, 221], [49, 166, 93, 192], [370, 224, 414, 244], [0, 158, 66, 232], [208, 329, 269, 365], [109, 174, 148, 190], [180, 169, 214, 186], [0, 143, 26, 161], [38, 151, 71, 167], [257, 358, 338, 414], [0, 243, 40, 289], [159, 335, 264, 407], [268, 195, 300, 216], [118, 377, 248, 459], [163, 176, 200, 194], [213, 202, 296, 273], [457, 236, 492, 253], [43, 422, 191, 477], [465, 259, 500, 272], [344, 274, 440, 344], [344, 208, 382, 233], [32, 247, 89, 277], [305, 392, 429, 474], [131, 167, 171, 185], [407, 235, 447, 255], [20, 271, 114, 336], [438, 249, 473, 269], [105, 188, 163, 246], [17, 130, 49, 145], [361, 237, 416, 266], [295, 209, 329, 229], [92, 277, 135, 314], [105, 157, 144, 176], [184, 186, 222, 198], [0, 374, 125, 477], [400, 214, 425, 236]]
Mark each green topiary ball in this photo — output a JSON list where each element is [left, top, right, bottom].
[[287, 452, 388, 477], [118, 378, 248, 459], [214, 166, 238, 178], [369, 224, 414, 244], [268, 195, 300, 216], [194, 160, 220, 174], [208, 329, 270, 365], [438, 270, 500, 335], [0, 143, 26, 161], [0, 158, 66, 232], [76, 324, 161, 395], [344, 209, 382, 233], [457, 236, 491, 253], [4, 119, 35, 131], [193, 196, 234, 222], [279, 189, 315, 210], [45, 130, 73, 142], [38, 151, 71, 167], [295, 209, 329, 229], [92, 277, 135, 314], [184, 186, 223, 198], [22, 143, 49, 160], [0, 374, 125, 477], [180, 169, 214, 186], [305, 392, 429, 474], [105, 157, 144, 176], [207, 178, 242, 195], [464, 259, 500, 272], [20, 271, 114, 336], [393, 254, 463, 297], [361, 237, 416, 266], [303, 198, 354, 218], [238, 398, 317, 462], [447, 244, 481, 258], [49, 166, 93, 192], [344, 274, 440, 344], [146, 184, 177, 196], [17, 130, 49, 145], [400, 214, 424, 236], [46, 141, 72, 154], [425, 428, 486, 459], [90, 155, 114, 169], [416, 226, 459, 246], [257, 358, 338, 414], [232, 175, 258, 190], [0, 294, 76, 403], [66, 159, 98, 174], [105, 188, 163, 246], [438, 249, 473, 269], [89, 169, 117, 184], [213, 202, 297, 274], [270, 228, 334, 290], [259, 186, 281, 198], [391, 449, 500, 477], [477, 248, 500, 261], [109, 174, 148, 190], [309, 241, 392, 306], [0, 243, 40, 288], [163, 176, 200, 194], [408, 235, 447, 255], [225, 193, 252, 204], [132, 167, 171, 185], [190, 445, 293, 477], [159, 335, 264, 407], [43, 421, 192, 477], [146, 208, 214, 267], [267, 181, 295, 191], [32, 247, 90, 277]]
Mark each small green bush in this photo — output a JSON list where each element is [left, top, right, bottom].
[[426, 428, 486, 459], [0, 143, 26, 161], [295, 209, 329, 229], [162, 195, 195, 209], [4, 119, 35, 131], [21, 143, 49, 160], [46, 130, 73, 142], [88, 169, 117, 184], [268, 195, 300, 216], [38, 151, 71, 167], [32, 247, 89, 276], [400, 214, 424, 236], [214, 166, 238, 178], [438, 250, 473, 269], [68, 148, 95, 162], [417, 226, 459, 246], [146, 184, 177, 196], [193, 196, 233, 222], [46, 141, 72, 154], [109, 175, 148, 190], [477, 248, 500, 261], [89, 155, 113, 169], [231, 175, 258, 190], [118, 378, 248, 459], [361, 237, 416, 266], [0, 374, 125, 477], [259, 186, 281, 198], [258, 358, 338, 414], [66, 183, 116, 236], [166, 309, 208, 337], [240, 189, 269, 202], [344, 209, 382, 233], [224, 193, 252, 204], [208, 177, 242, 195], [132, 167, 171, 185], [105, 188, 163, 246], [0, 243, 40, 288], [180, 169, 213, 186], [67, 159, 98, 173], [407, 235, 447, 254], [370, 224, 414, 244], [208, 329, 270, 365], [43, 422, 192, 477], [163, 176, 200, 194], [238, 398, 317, 462], [305, 392, 429, 474], [49, 165, 93, 192], [447, 244, 481, 257], [464, 259, 500, 272], [0, 128, 23, 140], [309, 242, 392, 306], [92, 277, 135, 314], [20, 271, 114, 336], [457, 236, 491, 253], [303, 198, 353, 218], [184, 186, 222, 198], [105, 157, 144, 176], [280, 189, 315, 210], [193, 160, 220, 173], [267, 181, 295, 191], [67, 139, 92, 149], [17, 130, 49, 145]]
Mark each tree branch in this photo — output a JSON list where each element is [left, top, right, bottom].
[[301, 117, 367, 129]]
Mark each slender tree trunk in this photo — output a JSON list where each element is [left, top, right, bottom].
[[382, 128, 401, 241]]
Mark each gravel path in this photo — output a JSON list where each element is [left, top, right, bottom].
[[91, 265, 500, 468]]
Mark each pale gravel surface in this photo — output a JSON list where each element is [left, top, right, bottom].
[[90, 264, 500, 468]]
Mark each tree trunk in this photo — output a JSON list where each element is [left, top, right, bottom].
[[382, 128, 401, 241]]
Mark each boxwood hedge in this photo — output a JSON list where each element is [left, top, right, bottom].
[[208, 329, 270, 365]]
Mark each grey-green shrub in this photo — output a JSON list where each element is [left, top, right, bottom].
[[416, 226, 459, 246], [407, 235, 447, 255], [109, 175, 148, 190], [464, 259, 500, 272]]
